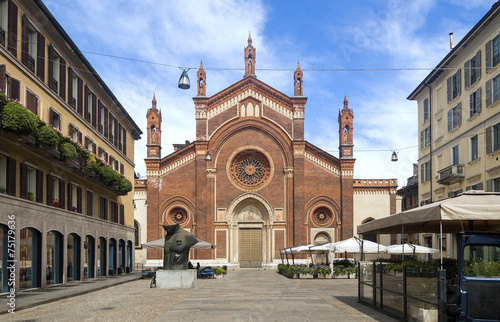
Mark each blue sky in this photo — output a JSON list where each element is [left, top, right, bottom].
[[44, 0, 495, 187]]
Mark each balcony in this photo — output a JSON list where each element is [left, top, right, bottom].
[[50, 78, 58, 93], [437, 164, 465, 185], [28, 54, 36, 73]]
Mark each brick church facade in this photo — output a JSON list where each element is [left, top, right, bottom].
[[144, 35, 390, 268]]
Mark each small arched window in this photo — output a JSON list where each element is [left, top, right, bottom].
[[134, 220, 140, 247]]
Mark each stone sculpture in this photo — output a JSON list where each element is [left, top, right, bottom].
[[163, 223, 198, 270]]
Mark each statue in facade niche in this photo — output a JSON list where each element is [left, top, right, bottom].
[[163, 224, 198, 270]]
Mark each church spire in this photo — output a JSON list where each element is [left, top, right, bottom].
[[294, 60, 303, 96], [146, 93, 162, 159], [197, 60, 206, 96], [339, 94, 354, 159], [244, 32, 256, 78]]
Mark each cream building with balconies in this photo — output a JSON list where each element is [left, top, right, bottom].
[[408, 2, 500, 204]]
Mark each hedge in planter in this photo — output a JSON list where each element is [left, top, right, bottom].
[[36, 125, 60, 148], [116, 175, 132, 193], [0, 93, 8, 114], [60, 142, 77, 160], [1, 101, 39, 135]]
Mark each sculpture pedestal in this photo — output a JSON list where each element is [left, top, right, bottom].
[[155, 269, 197, 289]]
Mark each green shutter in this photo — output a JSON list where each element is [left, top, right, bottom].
[[448, 109, 452, 132], [476, 87, 482, 114], [476, 50, 481, 81], [486, 126, 492, 154], [486, 179, 493, 192], [486, 79, 492, 107], [464, 60, 470, 89], [486, 40, 492, 73], [447, 77, 452, 103]]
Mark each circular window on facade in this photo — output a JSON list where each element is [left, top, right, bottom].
[[169, 207, 188, 225], [228, 148, 273, 191], [312, 207, 334, 227]]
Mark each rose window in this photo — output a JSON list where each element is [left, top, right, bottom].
[[230, 150, 271, 188], [313, 207, 333, 226], [170, 208, 188, 225]]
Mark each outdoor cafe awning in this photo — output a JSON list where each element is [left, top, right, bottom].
[[358, 191, 500, 235]]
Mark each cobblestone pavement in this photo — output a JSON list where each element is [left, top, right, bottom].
[[4, 269, 396, 322]]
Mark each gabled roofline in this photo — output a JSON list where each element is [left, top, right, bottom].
[[407, 1, 500, 101], [33, 0, 142, 135], [194, 75, 301, 109]]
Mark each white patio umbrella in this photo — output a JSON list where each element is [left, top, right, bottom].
[[290, 244, 316, 254], [308, 243, 332, 254], [333, 237, 387, 254], [386, 243, 439, 256]]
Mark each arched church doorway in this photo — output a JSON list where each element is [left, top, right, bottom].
[[227, 194, 274, 268], [239, 228, 262, 268]]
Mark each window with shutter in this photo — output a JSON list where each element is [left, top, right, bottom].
[[123, 128, 127, 155], [0, 65, 5, 92], [59, 179, 65, 208], [486, 79, 492, 107], [50, 108, 61, 129], [36, 169, 43, 203], [99, 196, 107, 220], [494, 123, 500, 152], [21, 14, 28, 67], [118, 124, 123, 151], [447, 70, 461, 102], [59, 57, 66, 100], [470, 135, 478, 162], [423, 98, 429, 122], [0, 154, 7, 194], [7, 0, 17, 56], [92, 95, 97, 127], [104, 107, 109, 138], [119, 204, 124, 225], [77, 186, 82, 213], [77, 78, 83, 115], [86, 190, 93, 216], [9, 77, 19, 100], [465, 51, 481, 89], [493, 75, 500, 104], [452, 145, 460, 165], [26, 90, 38, 115], [84, 85, 89, 122], [448, 103, 461, 131], [486, 126, 492, 154], [68, 67, 75, 108], [7, 156, 16, 196], [469, 87, 482, 117], [37, 32, 44, 80]]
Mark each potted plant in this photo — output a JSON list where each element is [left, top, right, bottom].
[[27, 191, 35, 202], [0, 186, 6, 194], [52, 198, 61, 208], [214, 266, 225, 278]]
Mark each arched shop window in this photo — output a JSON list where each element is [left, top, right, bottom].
[[46, 230, 63, 285], [20, 228, 42, 290]]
